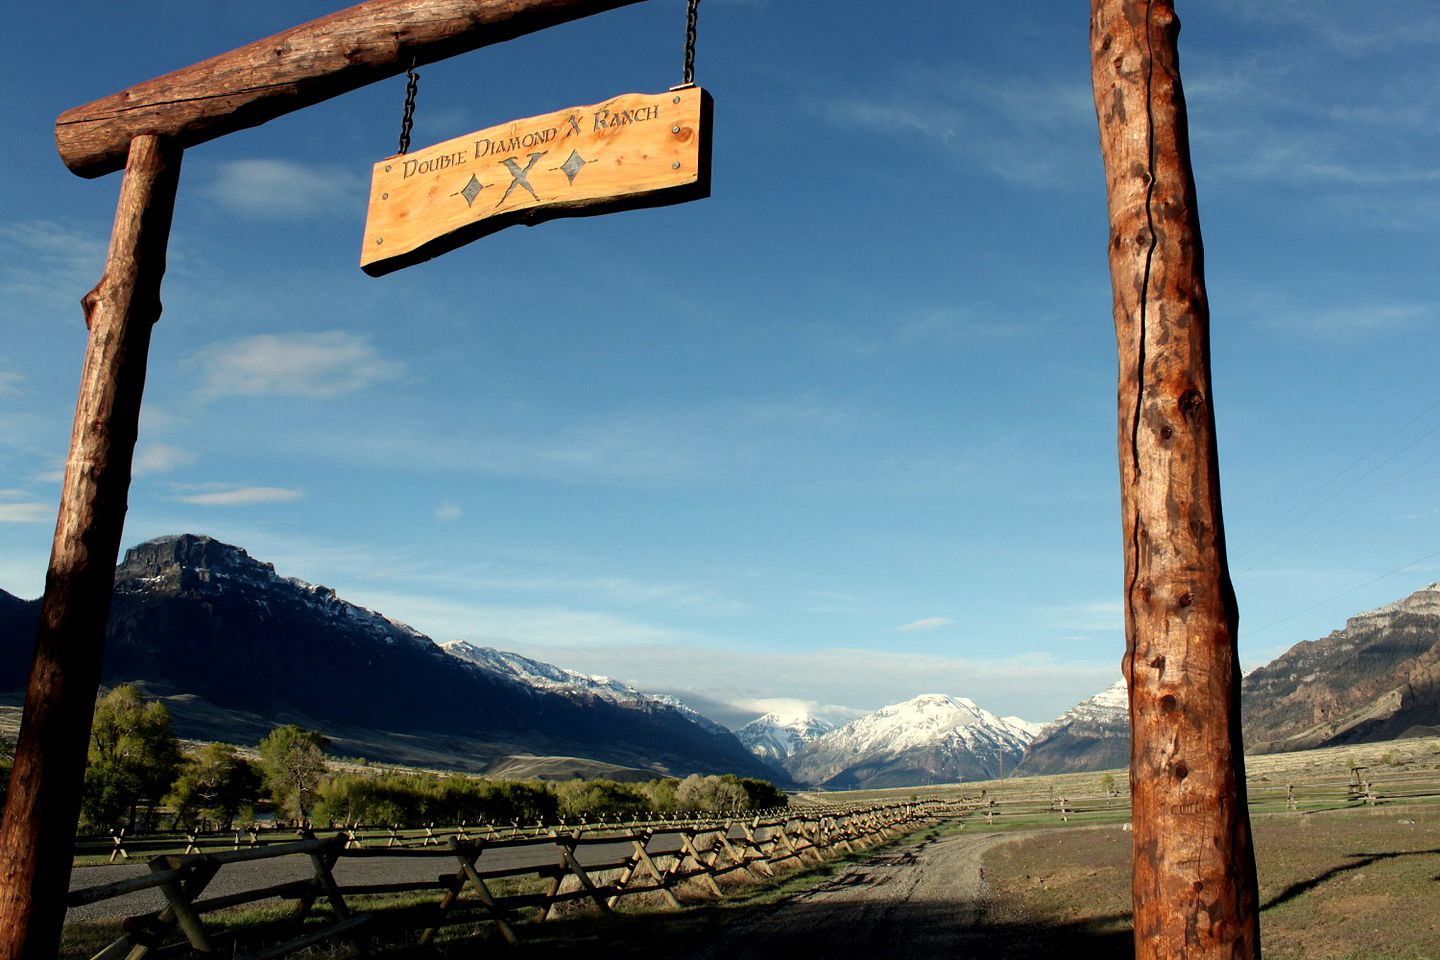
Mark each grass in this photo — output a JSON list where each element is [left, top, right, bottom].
[[980, 806, 1440, 960], [61, 740, 1440, 957], [62, 820, 943, 959]]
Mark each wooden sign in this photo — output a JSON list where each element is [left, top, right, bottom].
[[361, 86, 712, 275]]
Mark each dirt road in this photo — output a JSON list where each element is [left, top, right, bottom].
[[685, 828, 1024, 960]]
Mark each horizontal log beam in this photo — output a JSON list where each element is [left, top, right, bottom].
[[56, 0, 648, 178]]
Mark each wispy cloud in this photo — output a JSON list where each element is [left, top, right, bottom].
[[191, 331, 406, 400], [357, 561, 747, 618], [434, 501, 463, 522], [208, 159, 366, 220], [1038, 599, 1124, 635], [817, 65, 1097, 189], [895, 616, 952, 633], [816, 307, 1025, 358], [0, 219, 106, 314], [0, 503, 50, 526], [517, 642, 1120, 725], [350, 591, 689, 648], [278, 398, 859, 488], [1209, 0, 1440, 55], [133, 442, 197, 477], [1239, 296, 1431, 344], [169, 484, 303, 507], [0, 369, 21, 396]]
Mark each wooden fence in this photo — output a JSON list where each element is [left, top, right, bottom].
[[68, 800, 944, 959]]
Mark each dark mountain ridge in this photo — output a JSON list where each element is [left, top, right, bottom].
[[1242, 582, 1440, 753], [0, 535, 774, 780]]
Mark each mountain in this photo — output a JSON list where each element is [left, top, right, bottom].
[[783, 694, 1035, 789], [1243, 582, 1440, 753], [1016, 678, 1129, 775], [0, 535, 775, 780], [736, 711, 835, 761], [440, 640, 732, 737]]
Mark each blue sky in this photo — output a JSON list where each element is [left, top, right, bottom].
[[3, 1, 1438, 729]]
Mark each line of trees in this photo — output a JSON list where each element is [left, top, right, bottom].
[[52, 685, 785, 834]]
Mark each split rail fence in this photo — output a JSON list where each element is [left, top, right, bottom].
[[68, 800, 946, 959]]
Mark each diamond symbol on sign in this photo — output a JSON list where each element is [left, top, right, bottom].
[[459, 174, 484, 207], [559, 150, 588, 185]]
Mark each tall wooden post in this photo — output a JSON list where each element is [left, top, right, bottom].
[[0, 134, 182, 960], [3, 5, 653, 953], [1089, 2, 1260, 958]]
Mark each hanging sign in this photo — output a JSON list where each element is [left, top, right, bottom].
[[361, 86, 712, 276]]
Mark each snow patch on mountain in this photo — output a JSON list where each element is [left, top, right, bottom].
[[1014, 678, 1129, 776], [737, 711, 835, 760], [784, 694, 1037, 788], [116, 534, 433, 648], [440, 641, 727, 734]]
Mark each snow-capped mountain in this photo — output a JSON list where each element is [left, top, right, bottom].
[[442, 640, 643, 702], [737, 711, 835, 761], [784, 694, 1036, 789], [0, 534, 777, 779], [440, 641, 730, 735], [1016, 678, 1129, 775]]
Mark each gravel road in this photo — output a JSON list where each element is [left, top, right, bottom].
[[685, 828, 1025, 960], [69, 827, 1027, 959], [66, 851, 455, 924]]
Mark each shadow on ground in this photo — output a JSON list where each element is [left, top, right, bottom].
[[1262, 846, 1440, 910], [382, 898, 1133, 960]]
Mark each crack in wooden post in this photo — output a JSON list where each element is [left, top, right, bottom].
[[1089, 2, 1260, 957], [0, 133, 182, 960]]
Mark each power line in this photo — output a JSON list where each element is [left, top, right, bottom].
[[1241, 544, 1440, 640], [1238, 440, 1440, 575], [1231, 407, 1440, 564]]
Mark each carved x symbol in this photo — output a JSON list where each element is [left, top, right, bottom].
[[498, 151, 546, 206]]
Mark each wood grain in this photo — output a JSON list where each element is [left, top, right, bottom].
[[0, 134, 182, 960], [1090, 2, 1260, 957], [361, 86, 711, 275], [55, 0, 648, 179]]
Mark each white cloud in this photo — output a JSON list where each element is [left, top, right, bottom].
[[342, 559, 747, 618], [0, 219, 106, 314], [895, 616, 952, 632], [0, 369, 21, 396], [191, 331, 406, 400], [170, 485, 303, 507], [208, 159, 365, 220], [1235, 295, 1431, 343], [519, 642, 1120, 726], [819, 66, 1098, 189], [133, 442, 197, 477], [1039, 598, 1124, 634], [349, 591, 689, 648], [434, 501, 463, 522], [0, 502, 52, 523]]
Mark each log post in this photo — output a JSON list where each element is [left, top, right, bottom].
[[55, 0, 648, 179], [0, 133, 182, 960], [1088, 2, 1259, 958]]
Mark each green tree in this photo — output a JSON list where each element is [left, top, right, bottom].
[[674, 774, 748, 814], [257, 726, 330, 823], [82, 685, 181, 832], [552, 779, 648, 820], [734, 777, 787, 811], [167, 743, 262, 830]]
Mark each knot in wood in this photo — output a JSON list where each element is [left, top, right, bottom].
[[1178, 388, 1204, 422]]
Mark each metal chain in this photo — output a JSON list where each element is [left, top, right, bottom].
[[681, 0, 700, 87], [397, 58, 419, 156]]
